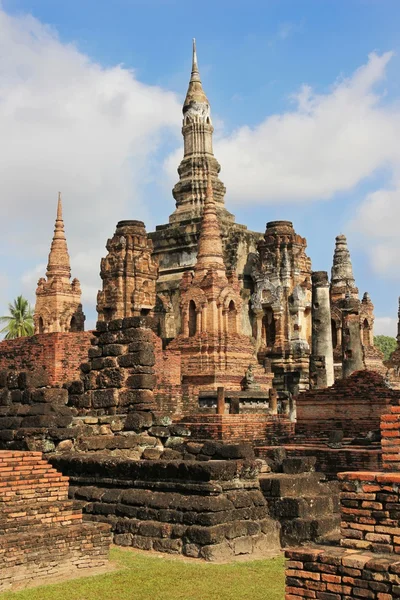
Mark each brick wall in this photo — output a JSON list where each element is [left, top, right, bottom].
[[339, 471, 400, 553], [0, 450, 111, 591], [284, 405, 400, 599], [285, 546, 400, 599], [381, 405, 400, 471], [153, 334, 181, 386], [296, 370, 400, 440], [0, 332, 93, 386], [285, 470, 400, 598], [179, 414, 295, 444]]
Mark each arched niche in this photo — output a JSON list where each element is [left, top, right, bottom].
[[228, 300, 237, 334], [188, 300, 197, 337], [262, 307, 276, 347]]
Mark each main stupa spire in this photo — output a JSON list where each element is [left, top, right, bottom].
[[168, 39, 233, 225], [183, 39, 209, 114]]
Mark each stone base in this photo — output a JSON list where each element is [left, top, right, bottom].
[[51, 454, 282, 562]]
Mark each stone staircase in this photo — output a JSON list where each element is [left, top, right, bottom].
[[0, 451, 111, 591], [259, 457, 340, 547]]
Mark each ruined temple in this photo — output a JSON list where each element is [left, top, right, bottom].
[[34, 193, 85, 334], [97, 220, 158, 321], [168, 177, 270, 390], [330, 234, 383, 379], [1, 41, 398, 590], [27, 41, 384, 399], [250, 221, 312, 392]]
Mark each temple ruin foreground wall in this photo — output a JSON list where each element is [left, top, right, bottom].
[[51, 453, 281, 561], [0, 451, 111, 592], [285, 399, 400, 600], [286, 545, 400, 599], [0, 332, 92, 386], [285, 470, 400, 598], [296, 370, 399, 440], [339, 470, 400, 553]]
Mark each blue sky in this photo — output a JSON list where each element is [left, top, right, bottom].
[[1, 0, 400, 334]]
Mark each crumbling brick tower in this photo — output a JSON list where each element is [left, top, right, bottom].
[[34, 193, 85, 333], [250, 220, 312, 392], [97, 220, 158, 321], [330, 234, 360, 375], [360, 291, 385, 373], [330, 233, 383, 378], [169, 178, 271, 391]]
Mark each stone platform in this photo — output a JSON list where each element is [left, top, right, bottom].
[[51, 453, 281, 562], [0, 451, 111, 591]]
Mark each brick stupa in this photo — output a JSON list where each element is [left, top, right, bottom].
[[169, 177, 271, 390], [34, 194, 85, 333]]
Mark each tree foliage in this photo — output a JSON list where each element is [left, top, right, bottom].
[[374, 335, 397, 361], [0, 296, 34, 339]]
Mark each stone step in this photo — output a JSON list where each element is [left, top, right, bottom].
[[0, 457, 60, 472], [1, 470, 68, 485], [259, 472, 328, 498], [281, 457, 316, 474], [0, 500, 83, 534], [279, 514, 340, 547], [267, 495, 334, 520], [0, 482, 69, 504]]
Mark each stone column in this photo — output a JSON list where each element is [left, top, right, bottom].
[[217, 387, 225, 415], [311, 271, 334, 388], [268, 388, 278, 415], [341, 295, 364, 378]]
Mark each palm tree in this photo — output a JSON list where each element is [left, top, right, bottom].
[[0, 296, 34, 339]]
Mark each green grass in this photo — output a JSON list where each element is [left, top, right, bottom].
[[1, 548, 285, 600]]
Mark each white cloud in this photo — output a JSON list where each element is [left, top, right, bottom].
[[2, 4, 400, 326], [375, 317, 397, 337], [351, 181, 400, 278], [0, 8, 181, 315], [167, 51, 400, 206]]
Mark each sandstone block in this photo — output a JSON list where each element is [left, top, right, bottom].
[[124, 412, 153, 431], [119, 389, 154, 407], [31, 388, 68, 405], [96, 368, 124, 389], [92, 389, 117, 409], [126, 374, 156, 390]]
